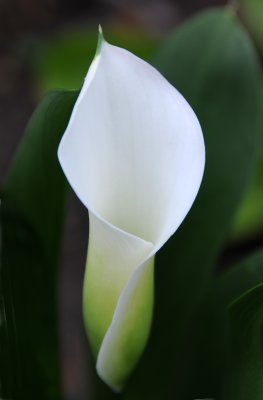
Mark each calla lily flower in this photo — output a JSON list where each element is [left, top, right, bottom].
[[58, 28, 205, 391]]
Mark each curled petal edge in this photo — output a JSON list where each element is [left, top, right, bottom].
[[58, 29, 205, 391]]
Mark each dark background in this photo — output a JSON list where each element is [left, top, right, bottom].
[[1, 0, 260, 399]]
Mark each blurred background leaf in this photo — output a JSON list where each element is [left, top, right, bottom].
[[233, 0, 263, 246], [90, 7, 262, 400], [240, 0, 263, 52], [219, 251, 263, 303], [220, 282, 263, 400], [231, 85, 263, 241], [1, 90, 77, 399], [188, 250, 263, 400]]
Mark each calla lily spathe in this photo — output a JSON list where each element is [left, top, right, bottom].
[[58, 29, 205, 391]]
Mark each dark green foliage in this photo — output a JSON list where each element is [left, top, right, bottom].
[[112, 8, 261, 400], [0, 91, 78, 399], [1, 6, 263, 400], [221, 281, 263, 400]]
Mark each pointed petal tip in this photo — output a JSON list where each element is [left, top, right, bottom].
[[96, 24, 105, 56], [98, 24, 103, 40]]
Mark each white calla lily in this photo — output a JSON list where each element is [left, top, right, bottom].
[[58, 28, 205, 391]]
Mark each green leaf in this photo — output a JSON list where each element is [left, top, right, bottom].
[[1, 90, 77, 399], [219, 251, 263, 305], [231, 99, 263, 240], [185, 250, 263, 400], [101, 8, 262, 400], [240, 0, 263, 51], [5, 90, 78, 263], [220, 282, 263, 400]]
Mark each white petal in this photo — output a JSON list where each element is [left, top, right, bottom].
[[96, 257, 154, 392], [58, 38, 205, 253], [83, 212, 153, 357], [58, 32, 205, 390]]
